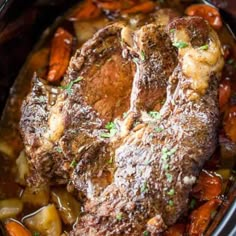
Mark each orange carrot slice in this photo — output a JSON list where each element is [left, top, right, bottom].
[[224, 105, 236, 142], [191, 171, 222, 201], [5, 221, 32, 236], [47, 27, 73, 83], [68, 0, 101, 21], [185, 4, 222, 30], [122, 1, 155, 14], [219, 79, 231, 110], [188, 198, 222, 236]]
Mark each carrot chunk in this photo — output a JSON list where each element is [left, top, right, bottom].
[[224, 106, 236, 142], [188, 198, 222, 236], [68, 0, 101, 21], [191, 171, 222, 201], [185, 4, 222, 30], [122, 1, 156, 14], [5, 221, 32, 236], [47, 27, 73, 83]]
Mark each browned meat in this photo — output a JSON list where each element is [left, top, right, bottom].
[[20, 23, 134, 185], [20, 9, 177, 188], [20, 11, 224, 236], [70, 17, 224, 235]]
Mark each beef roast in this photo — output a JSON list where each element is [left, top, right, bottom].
[[20, 10, 224, 236], [69, 17, 224, 235]]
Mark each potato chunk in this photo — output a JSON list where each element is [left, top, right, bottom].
[[24, 204, 62, 236], [51, 188, 81, 225], [0, 198, 23, 219]]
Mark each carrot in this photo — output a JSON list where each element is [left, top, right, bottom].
[[219, 79, 231, 110], [95, 0, 142, 11], [122, 1, 156, 14], [188, 198, 222, 236], [164, 224, 186, 236], [224, 106, 236, 142], [5, 221, 32, 236], [185, 4, 222, 30], [97, 1, 123, 11], [68, 0, 101, 21], [191, 171, 222, 201], [47, 27, 73, 83]]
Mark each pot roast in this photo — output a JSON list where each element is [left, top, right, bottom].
[[20, 9, 224, 236]]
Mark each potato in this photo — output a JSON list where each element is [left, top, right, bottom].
[[24, 204, 62, 236], [21, 185, 50, 207], [15, 150, 29, 185], [51, 188, 81, 225], [0, 198, 23, 219], [74, 17, 108, 43]]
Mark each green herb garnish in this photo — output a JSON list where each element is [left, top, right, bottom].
[[33, 232, 40, 236], [60, 76, 83, 95], [143, 231, 149, 236], [123, 112, 128, 119], [167, 189, 175, 196], [55, 147, 62, 153], [227, 58, 234, 65], [132, 57, 139, 64], [163, 163, 169, 170], [168, 200, 174, 206], [100, 122, 117, 138], [199, 44, 209, 50], [170, 29, 175, 33], [148, 111, 161, 120], [70, 159, 77, 168], [140, 50, 146, 61], [154, 127, 163, 133], [165, 173, 173, 182], [140, 182, 148, 193], [116, 213, 123, 221], [173, 41, 189, 49], [39, 96, 46, 103], [108, 156, 113, 164], [189, 199, 196, 209]]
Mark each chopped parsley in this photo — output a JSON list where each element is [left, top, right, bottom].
[[167, 189, 175, 196], [168, 200, 174, 206], [39, 96, 46, 103], [162, 147, 177, 157], [154, 127, 163, 133], [132, 57, 139, 64], [189, 199, 196, 209], [211, 210, 217, 219], [163, 163, 169, 170], [108, 156, 113, 164], [148, 111, 161, 120], [70, 159, 77, 168], [170, 29, 175, 33], [173, 41, 189, 49], [116, 213, 123, 221], [100, 122, 117, 138], [123, 112, 128, 119], [33, 232, 40, 236], [227, 58, 234, 65], [140, 182, 148, 193], [165, 173, 173, 182], [199, 44, 209, 50], [143, 231, 149, 236], [60, 76, 83, 95], [55, 147, 62, 153], [140, 50, 146, 61]]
